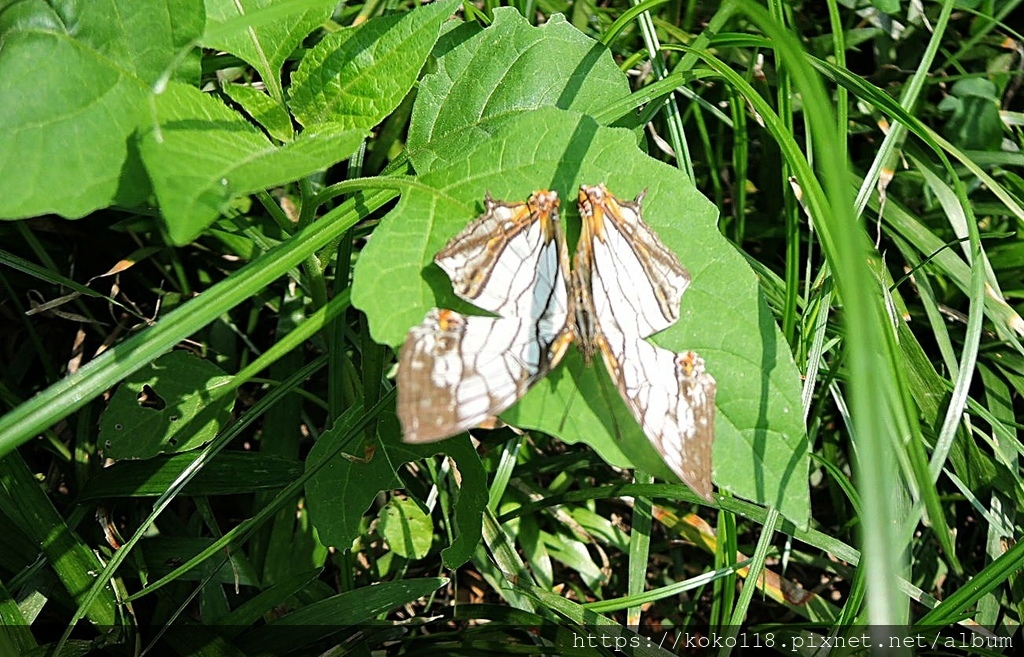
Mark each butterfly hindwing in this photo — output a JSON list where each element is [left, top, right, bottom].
[[597, 326, 716, 500], [397, 309, 546, 443]]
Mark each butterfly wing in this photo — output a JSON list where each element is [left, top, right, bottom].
[[577, 184, 690, 339], [574, 184, 714, 499], [435, 190, 570, 331], [399, 191, 574, 443], [398, 309, 549, 443], [597, 327, 716, 500]]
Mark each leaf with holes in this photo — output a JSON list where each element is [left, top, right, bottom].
[[99, 351, 234, 459]]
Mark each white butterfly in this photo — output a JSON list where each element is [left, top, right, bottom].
[[397, 186, 716, 499]]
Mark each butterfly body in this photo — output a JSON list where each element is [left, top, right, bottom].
[[397, 186, 716, 500]]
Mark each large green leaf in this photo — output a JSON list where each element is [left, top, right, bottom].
[[0, 0, 203, 219], [203, 0, 336, 101], [352, 106, 809, 525], [407, 7, 636, 170], [138, 81, 365, 244], [289, 0, 460, 129]]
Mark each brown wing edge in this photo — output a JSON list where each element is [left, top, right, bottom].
[[396, 308, 472, 444], [673, 350, 716, 501]]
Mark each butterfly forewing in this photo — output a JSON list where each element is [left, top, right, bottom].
[[397, 309, 547, 443], [435, 191, 570, 328], [597, 327, 716, 500], [578, 184, 690, 339]]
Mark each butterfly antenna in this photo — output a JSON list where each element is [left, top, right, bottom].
[[556, 378, 579, 435], [594, 366, 626, 442]]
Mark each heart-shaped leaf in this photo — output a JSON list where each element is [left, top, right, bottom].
[[353, 106, 810, 525]]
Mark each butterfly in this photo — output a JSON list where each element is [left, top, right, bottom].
[[397, 186, 716, 499]]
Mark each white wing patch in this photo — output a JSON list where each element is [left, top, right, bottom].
[[435, 191, 570, 329]]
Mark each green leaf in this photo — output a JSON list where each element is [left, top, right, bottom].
[[305, 423, 403, 553], [0, 0, 203, 219], [352, 106, 810, 525], [543, 531, 604, 592], [234, 578, 447, 655], [98, 350, 234, 459], [78, 452, 302, 499], [289, 0, 460, 129], [305, 414, 487, 568], [222, 83, 295, 141], [203, 0, 336, 101], [945, 78, 1003, 151], [870, 0, 901, 14], [138, 81, 365, 244], [951, 77, 999, 100], [408, 7, 636, 171], [378, 497, 433, 559], [0, 580, 34, 656]]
